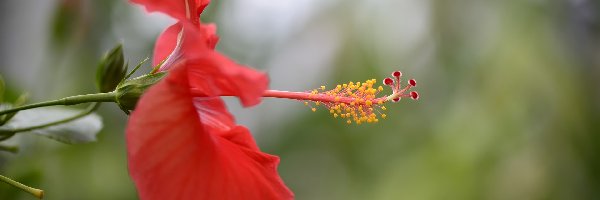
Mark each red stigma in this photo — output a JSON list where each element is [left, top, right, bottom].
[[409, 79, 416, 87], [392, 71, 402, 77], [383, 78, 394, 85], [392, 97, 400, 102], [410, 91, 419, 100]]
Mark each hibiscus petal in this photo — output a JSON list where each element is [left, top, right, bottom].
[[169, 22, 267, 107], [127, 64, 292, 200], [193, 96, 235, 132], [153, 22, 219, 67], [185, 52, 268, 107], [130, 0, 209, 23], [153, 23, 182, 66]]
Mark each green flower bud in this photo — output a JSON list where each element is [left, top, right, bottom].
[[115, 72, 167, 113], [96, 44, 127, 93]]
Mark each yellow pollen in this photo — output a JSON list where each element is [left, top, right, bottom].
[[306, 76, 397, 125]]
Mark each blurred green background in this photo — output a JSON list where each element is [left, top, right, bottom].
[[1, 0, 599, 199]]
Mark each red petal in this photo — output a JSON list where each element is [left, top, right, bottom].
[[130, 0, 210, 22], [176, 22, 267, 107], [200, 23, 219, 49], [153, 22, 220, 67], [193, 96, 235, 132], [153, 23, 181, 66], [127, 64, 293, 200], [187, 52, 268, 107]]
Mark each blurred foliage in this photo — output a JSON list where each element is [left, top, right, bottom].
[[0, 0, 599, 199]]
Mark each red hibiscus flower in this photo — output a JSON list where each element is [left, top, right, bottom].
[[127, 63, 293, 200], [126, 0, 293, 199]]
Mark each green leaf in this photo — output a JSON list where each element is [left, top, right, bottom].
[[0, 74, 5, 102], [2, 106, 103, 144]]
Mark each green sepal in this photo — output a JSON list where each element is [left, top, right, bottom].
[[115, 72, 167, 113], [96, 44, 127, 93]]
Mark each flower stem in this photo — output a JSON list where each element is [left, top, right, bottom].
[[0, 92, 116, 116], [0, 174, 44, 199]]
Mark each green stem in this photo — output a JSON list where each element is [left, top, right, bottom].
[[0, 92, 115, 116], [2, 103, 101, 135], [0, 174, 44, 199]]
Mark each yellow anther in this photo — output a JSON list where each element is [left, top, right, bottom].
[[335, 96, 341, 102], [381, 114, 387, 119], [320, 85, 326, 90], [378, 100, 384, 105], [330, 109, 335, 114], [334, 113, 338, 118], [374, 119, 379, 123], [381, 106, 387, 110], [367, 119, 373, 123], [343, 84, 347, 88], [347, 91, 353, 95], [311, 108, 316, 112], [347, 120, 352, 124], [315, 101, 321, 106], [341, 114, 345, 118], [304, 102, 309, 106], [357, 82, 361, 87], [378, 86, 384, 91], [365, 100, 372, 106], [350, 102, 356, 106]]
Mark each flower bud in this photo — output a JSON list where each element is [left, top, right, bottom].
[[115, 72, 167, 113], [96, 44, 127, 93]]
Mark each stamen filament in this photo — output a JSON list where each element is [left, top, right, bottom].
[[262, 90, 388, 105]]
